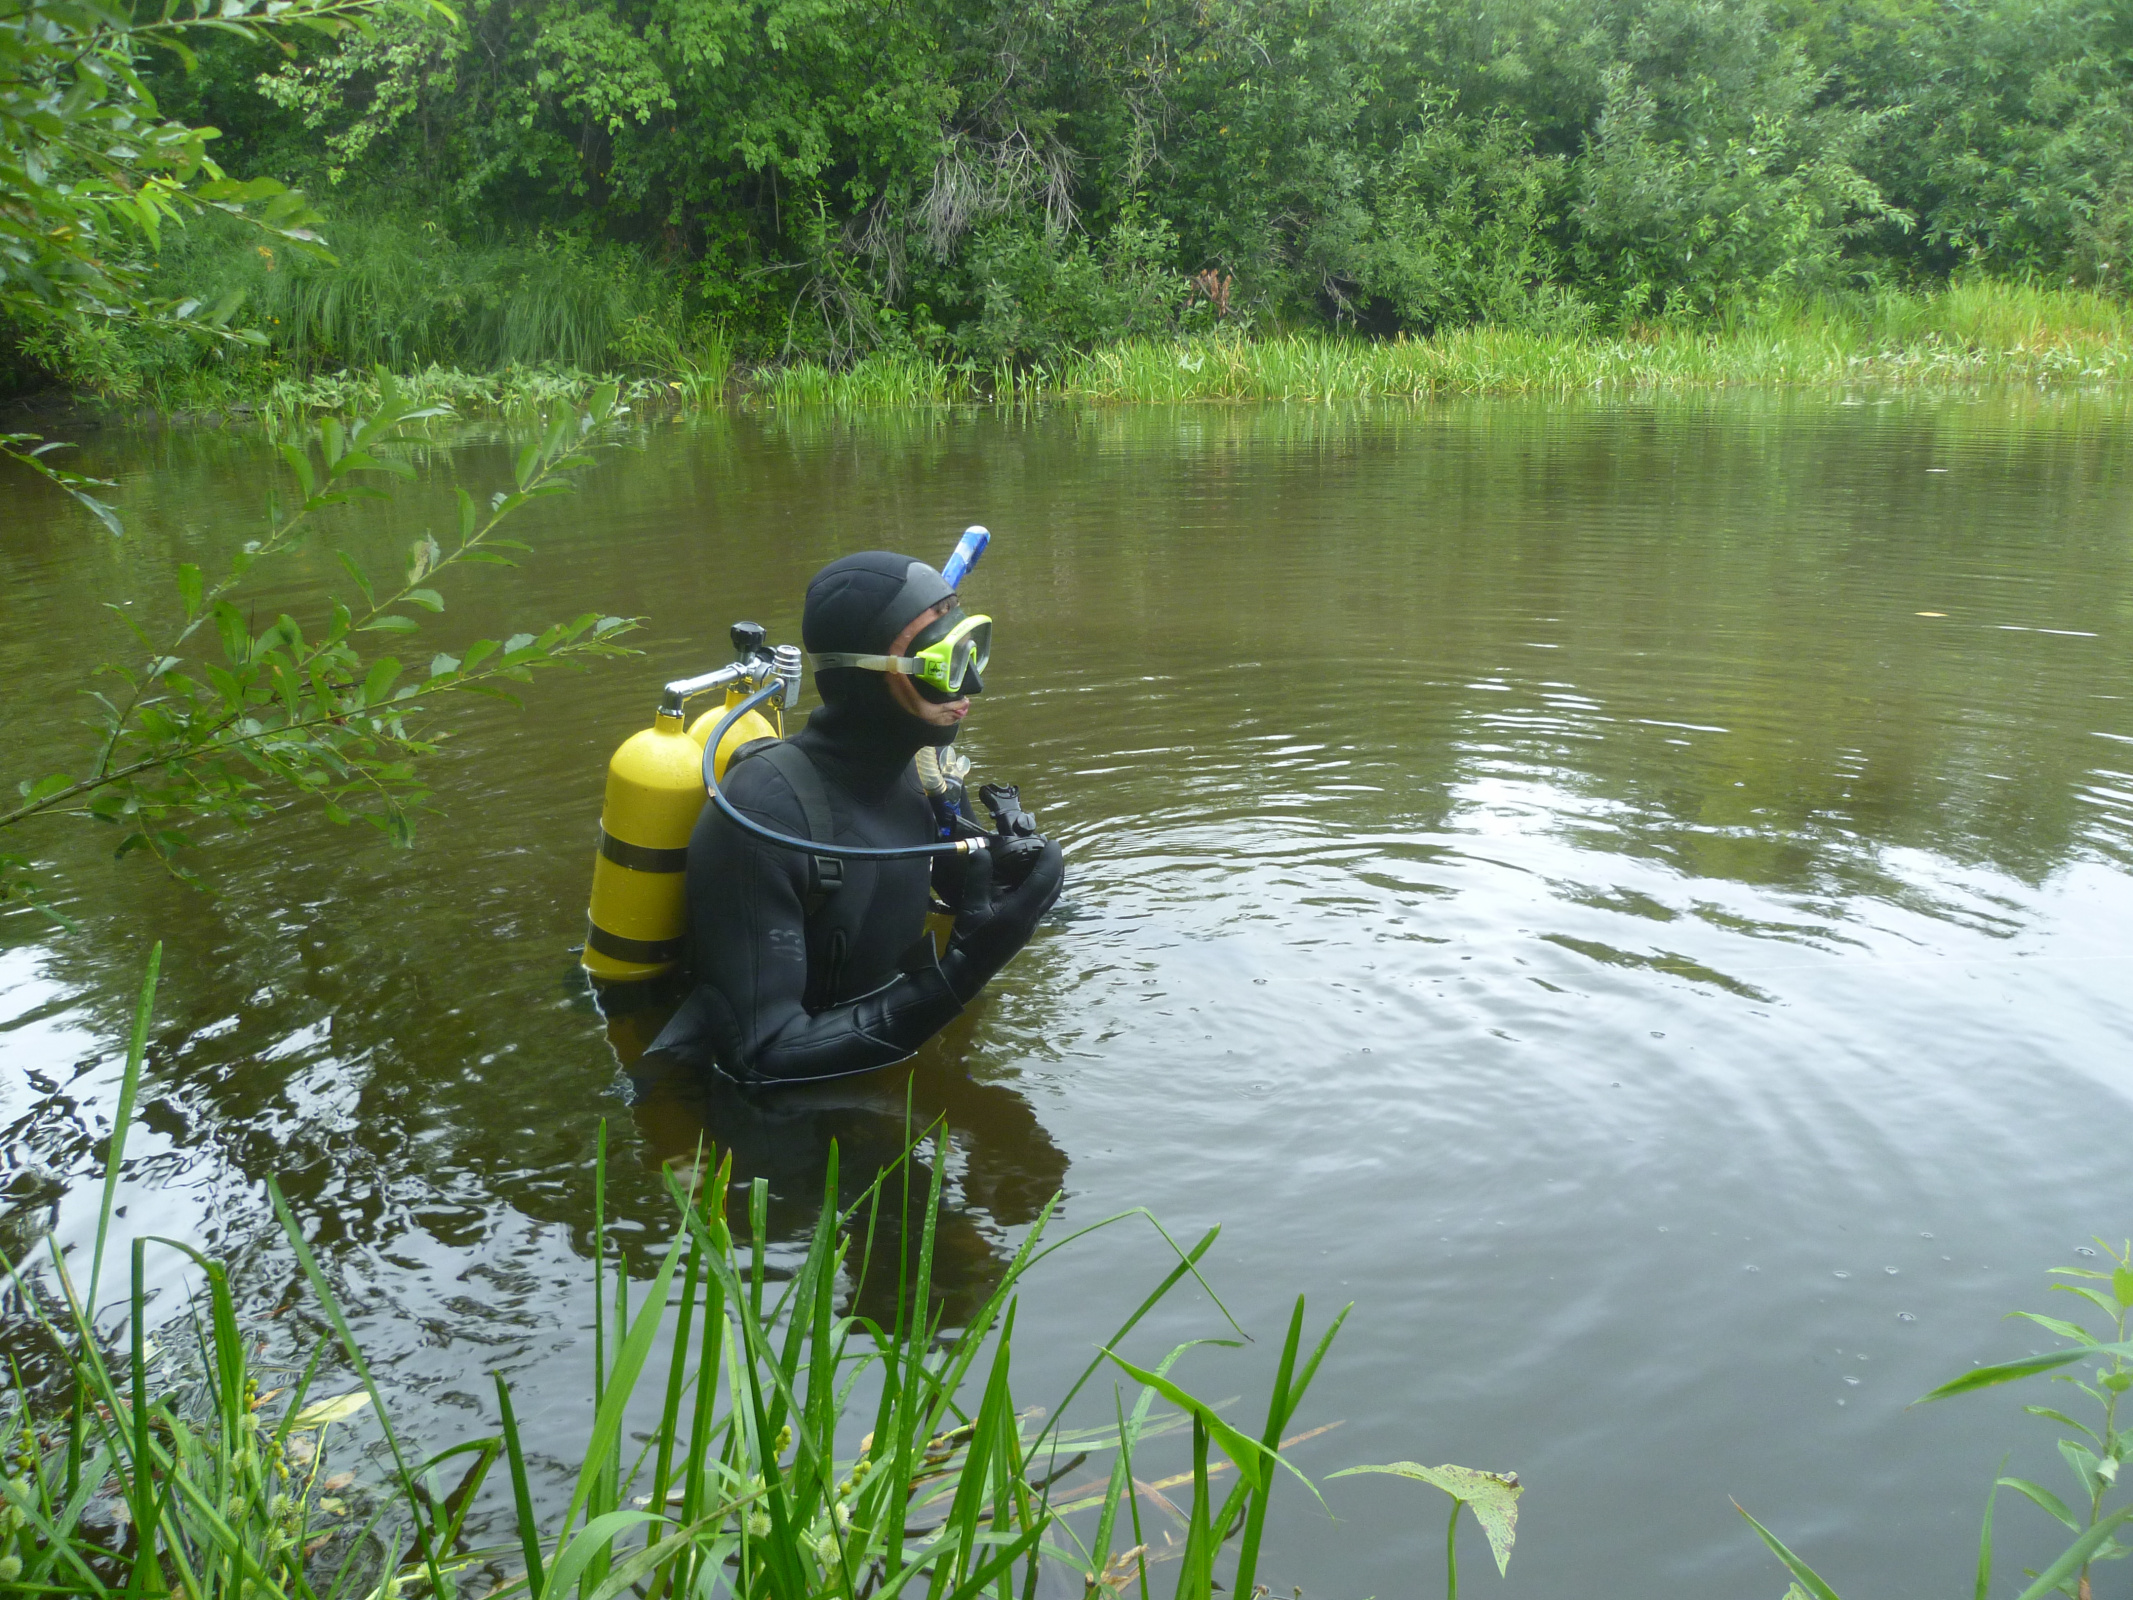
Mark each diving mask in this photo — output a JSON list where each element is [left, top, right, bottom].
[[810, 610, 992, 701]]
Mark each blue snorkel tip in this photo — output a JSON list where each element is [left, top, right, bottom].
[[941, 525, 990, 590]]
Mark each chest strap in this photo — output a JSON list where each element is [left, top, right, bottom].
[[735, 740, 845, 915]]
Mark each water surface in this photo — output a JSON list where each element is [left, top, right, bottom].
[[5, 390, 2133, 1596]]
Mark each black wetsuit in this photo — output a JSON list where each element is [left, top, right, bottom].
[[646, 548, 1063, 1084], [647, 699, 964, 1082]]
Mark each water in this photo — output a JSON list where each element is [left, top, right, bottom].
[[6, 390, 2133, 1596]]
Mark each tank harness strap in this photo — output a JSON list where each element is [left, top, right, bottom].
[[740, 740, 845, 916]]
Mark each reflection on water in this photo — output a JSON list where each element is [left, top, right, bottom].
[[4, 388, 2133, 1597], [606, 979, 1068, 1326]]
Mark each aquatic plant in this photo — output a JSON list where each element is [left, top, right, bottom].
[[1741, 1244, 2133, 1600], [0, 948, 1516, 1598], [0, 374, 640, 912]]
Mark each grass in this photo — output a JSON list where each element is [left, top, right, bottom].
[[6, 948, 1504, 1600], [18, 273, 2132, 422], [1051, 279, 2133, 403]]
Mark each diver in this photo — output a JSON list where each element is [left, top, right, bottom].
[[645, 551, 1065, 1083]]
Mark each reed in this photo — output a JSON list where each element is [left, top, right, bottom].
[[1051, 281, 2133, 404], [0, 950, 1393, 1600]]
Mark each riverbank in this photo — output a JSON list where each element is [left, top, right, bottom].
[[11, 279, 2131, 427]]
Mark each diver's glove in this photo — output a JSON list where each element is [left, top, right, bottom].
[[940, 837, 1065, 1002]]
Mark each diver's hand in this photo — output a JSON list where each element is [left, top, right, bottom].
[[941, 838, 1065, 1001]]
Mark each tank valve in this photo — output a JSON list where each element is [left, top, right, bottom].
[[773, 643, 803, 709]]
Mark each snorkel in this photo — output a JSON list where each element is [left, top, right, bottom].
[[916, 528, 990, 837]]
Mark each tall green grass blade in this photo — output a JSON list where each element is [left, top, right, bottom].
[[495, 1374, 547, 1598], [559, 1227, 688, 1545], [648, 1207, 704, 1555], [1975, 1474, 2001, 1600], [1231, 1296, 1309, 1599], [89, 943, 159, 1321], [1734, 1502, 1847, 1600], [265, 1177, 452, 1600], [1101, 1351, 1269, 1494], [543, 1508, 665, 1600]]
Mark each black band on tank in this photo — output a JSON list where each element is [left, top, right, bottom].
[[599, 829, 689, 874], [586, 921, 686, 964]]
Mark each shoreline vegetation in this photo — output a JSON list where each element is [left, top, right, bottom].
[[14, 278, 2133, 429]]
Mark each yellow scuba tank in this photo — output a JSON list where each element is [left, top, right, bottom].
[[582, 623, 802, 982]]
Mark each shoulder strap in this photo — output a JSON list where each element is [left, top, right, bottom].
[[742, 740, 845, 916]]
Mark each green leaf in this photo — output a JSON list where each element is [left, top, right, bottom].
[[336, 550, 375, 608], [404, 588, 444, 613], [429, 653, 461, 678], [1996, 1476, 2079, 1531], [1102, 1351, 1272, 1494], [501, 632, 536, 657], [1917, 1341, 2133, 1402], [359, 615, 420, 634], [19, 772, 74, 805], [362, 657, 401, 702], [2014, 1506, 2133, 1600], [1334, 1463, 1522, 1575], [2022, 1406, 2099, 1440], [2059, 1439, 2104, 1496], [514, 442, 539, 489], [457, 487, 477, 543], [2051, 1285, 2122, 1322], [543, 1511, 665, 1600], [214, 602, 250, 663], [2015, 1313, 2095, 1343], [460, 639, 498, 671], [2112, 1268, 2133, 1307], [177, 562, 203, 618], [1733, 1504, 1845, 1600]]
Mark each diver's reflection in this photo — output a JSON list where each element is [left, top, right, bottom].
[[604, 987, 1068, 1330]]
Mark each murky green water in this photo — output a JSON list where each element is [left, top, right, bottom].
[[7, 390, 2133, 1596]]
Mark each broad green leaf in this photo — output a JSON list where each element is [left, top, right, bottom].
[[429, 653, 461, 677], [2059, 1438, 2104, 1496], [404, 588, 444, 612], [20, 772, 73, 805], [1334, 1463, 1521, 1575], [501, 632, 536, 657], [359, 615, 420, 633], [362, 657, 401, 702], [177, 562, 203, 617], [2112, 1268, 2133, 1307]]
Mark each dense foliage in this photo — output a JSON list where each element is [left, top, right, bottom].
[[9, 0, 2133, 386]]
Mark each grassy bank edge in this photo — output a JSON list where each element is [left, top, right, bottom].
[[16, 278, 2133, 426]]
